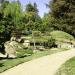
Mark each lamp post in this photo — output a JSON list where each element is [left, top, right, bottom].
[[32, 31, 36, 52]]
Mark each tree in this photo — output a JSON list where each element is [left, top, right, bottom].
[[4, 1, 22, 29], [0, 0, 10, 33], [47, 0, 75, 36], [0, 0, 10, 53], [0, 0, 4, 3], [42, 13, 55, 32], [22, 3, 42, 31]]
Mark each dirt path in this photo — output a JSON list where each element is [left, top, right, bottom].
[[0, 48, 75, 75]]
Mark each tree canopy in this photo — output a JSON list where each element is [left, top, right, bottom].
[[22, 3, 42, 31], [47, 0, 75, 36], [0, 0, 75, 50]]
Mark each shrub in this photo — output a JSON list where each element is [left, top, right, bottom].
[[47, 37, 56, 48], [44, 37, 56, 48], [22, 30, 32, 35], [33, 31, 41, 37]]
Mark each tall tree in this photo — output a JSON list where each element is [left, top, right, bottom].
[[47, 0, 75, 36], [4, 1, 22, 30], [0, 0, 9, 32], [33, 3, 38, 14], [42, 13, 55, 32], [23, 3, 42, 31], [0, 0, 10, 53], [0, 0, 4, 3]]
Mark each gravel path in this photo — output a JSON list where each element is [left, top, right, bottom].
[[0, 48, 75, 75]]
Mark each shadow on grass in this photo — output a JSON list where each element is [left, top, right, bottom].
[[0, 63, 4, 67], [0, 54, 31, 60], [0, 57, 15, 60]]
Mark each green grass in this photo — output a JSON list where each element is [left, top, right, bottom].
[[50, 31, 74, 41], [22, 31, 75, 43], [30, 35, 51, 43], [0, 48, 67, 73], [22, 35, 49, 43], [55, 57, 75, 75]]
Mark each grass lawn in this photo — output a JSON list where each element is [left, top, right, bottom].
[[55, 57, 75, 75], [0, 48, 68, 73], [50, 30, 74, 41]]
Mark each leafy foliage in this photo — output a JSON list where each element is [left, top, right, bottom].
[[44, 36, 56, 48], [42, 13, 55, 32], [22, 3, 42, 31], [0, 0, 75, 54], [4, 1, 22, 29], [47, 0, 75, 36]]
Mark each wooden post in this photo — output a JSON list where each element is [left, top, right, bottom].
[[32, 31, 36, 51]]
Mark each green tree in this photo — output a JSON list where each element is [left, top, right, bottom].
[[0, 0, 10, 53], [4, 1, 22, 29], [22, 3, 42, 31], [47, 0, 75, 36], [0, 0, 11, 33], [42, 13, 55, 32], [0, 0, 4, 3]]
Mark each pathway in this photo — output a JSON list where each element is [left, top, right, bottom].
[[0, 48, 75, 75]]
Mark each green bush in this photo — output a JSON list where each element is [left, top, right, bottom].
[[44, 37, 56, 48], [33, 31, 41, 37], [22, 30, 32, 35]]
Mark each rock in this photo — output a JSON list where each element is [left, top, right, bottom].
[[0, 53, 6, 58], [39, 47, 45, 51], [10, 37, 16, 41], [4, 41, 17, 58], [23, 40, 30, 47]]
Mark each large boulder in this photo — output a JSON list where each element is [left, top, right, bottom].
[[4, 41, 18, 58]]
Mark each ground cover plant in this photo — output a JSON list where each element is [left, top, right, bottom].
[[55, 57, 75, 75]]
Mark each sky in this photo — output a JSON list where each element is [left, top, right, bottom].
[[10, 0, 51, 17]]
